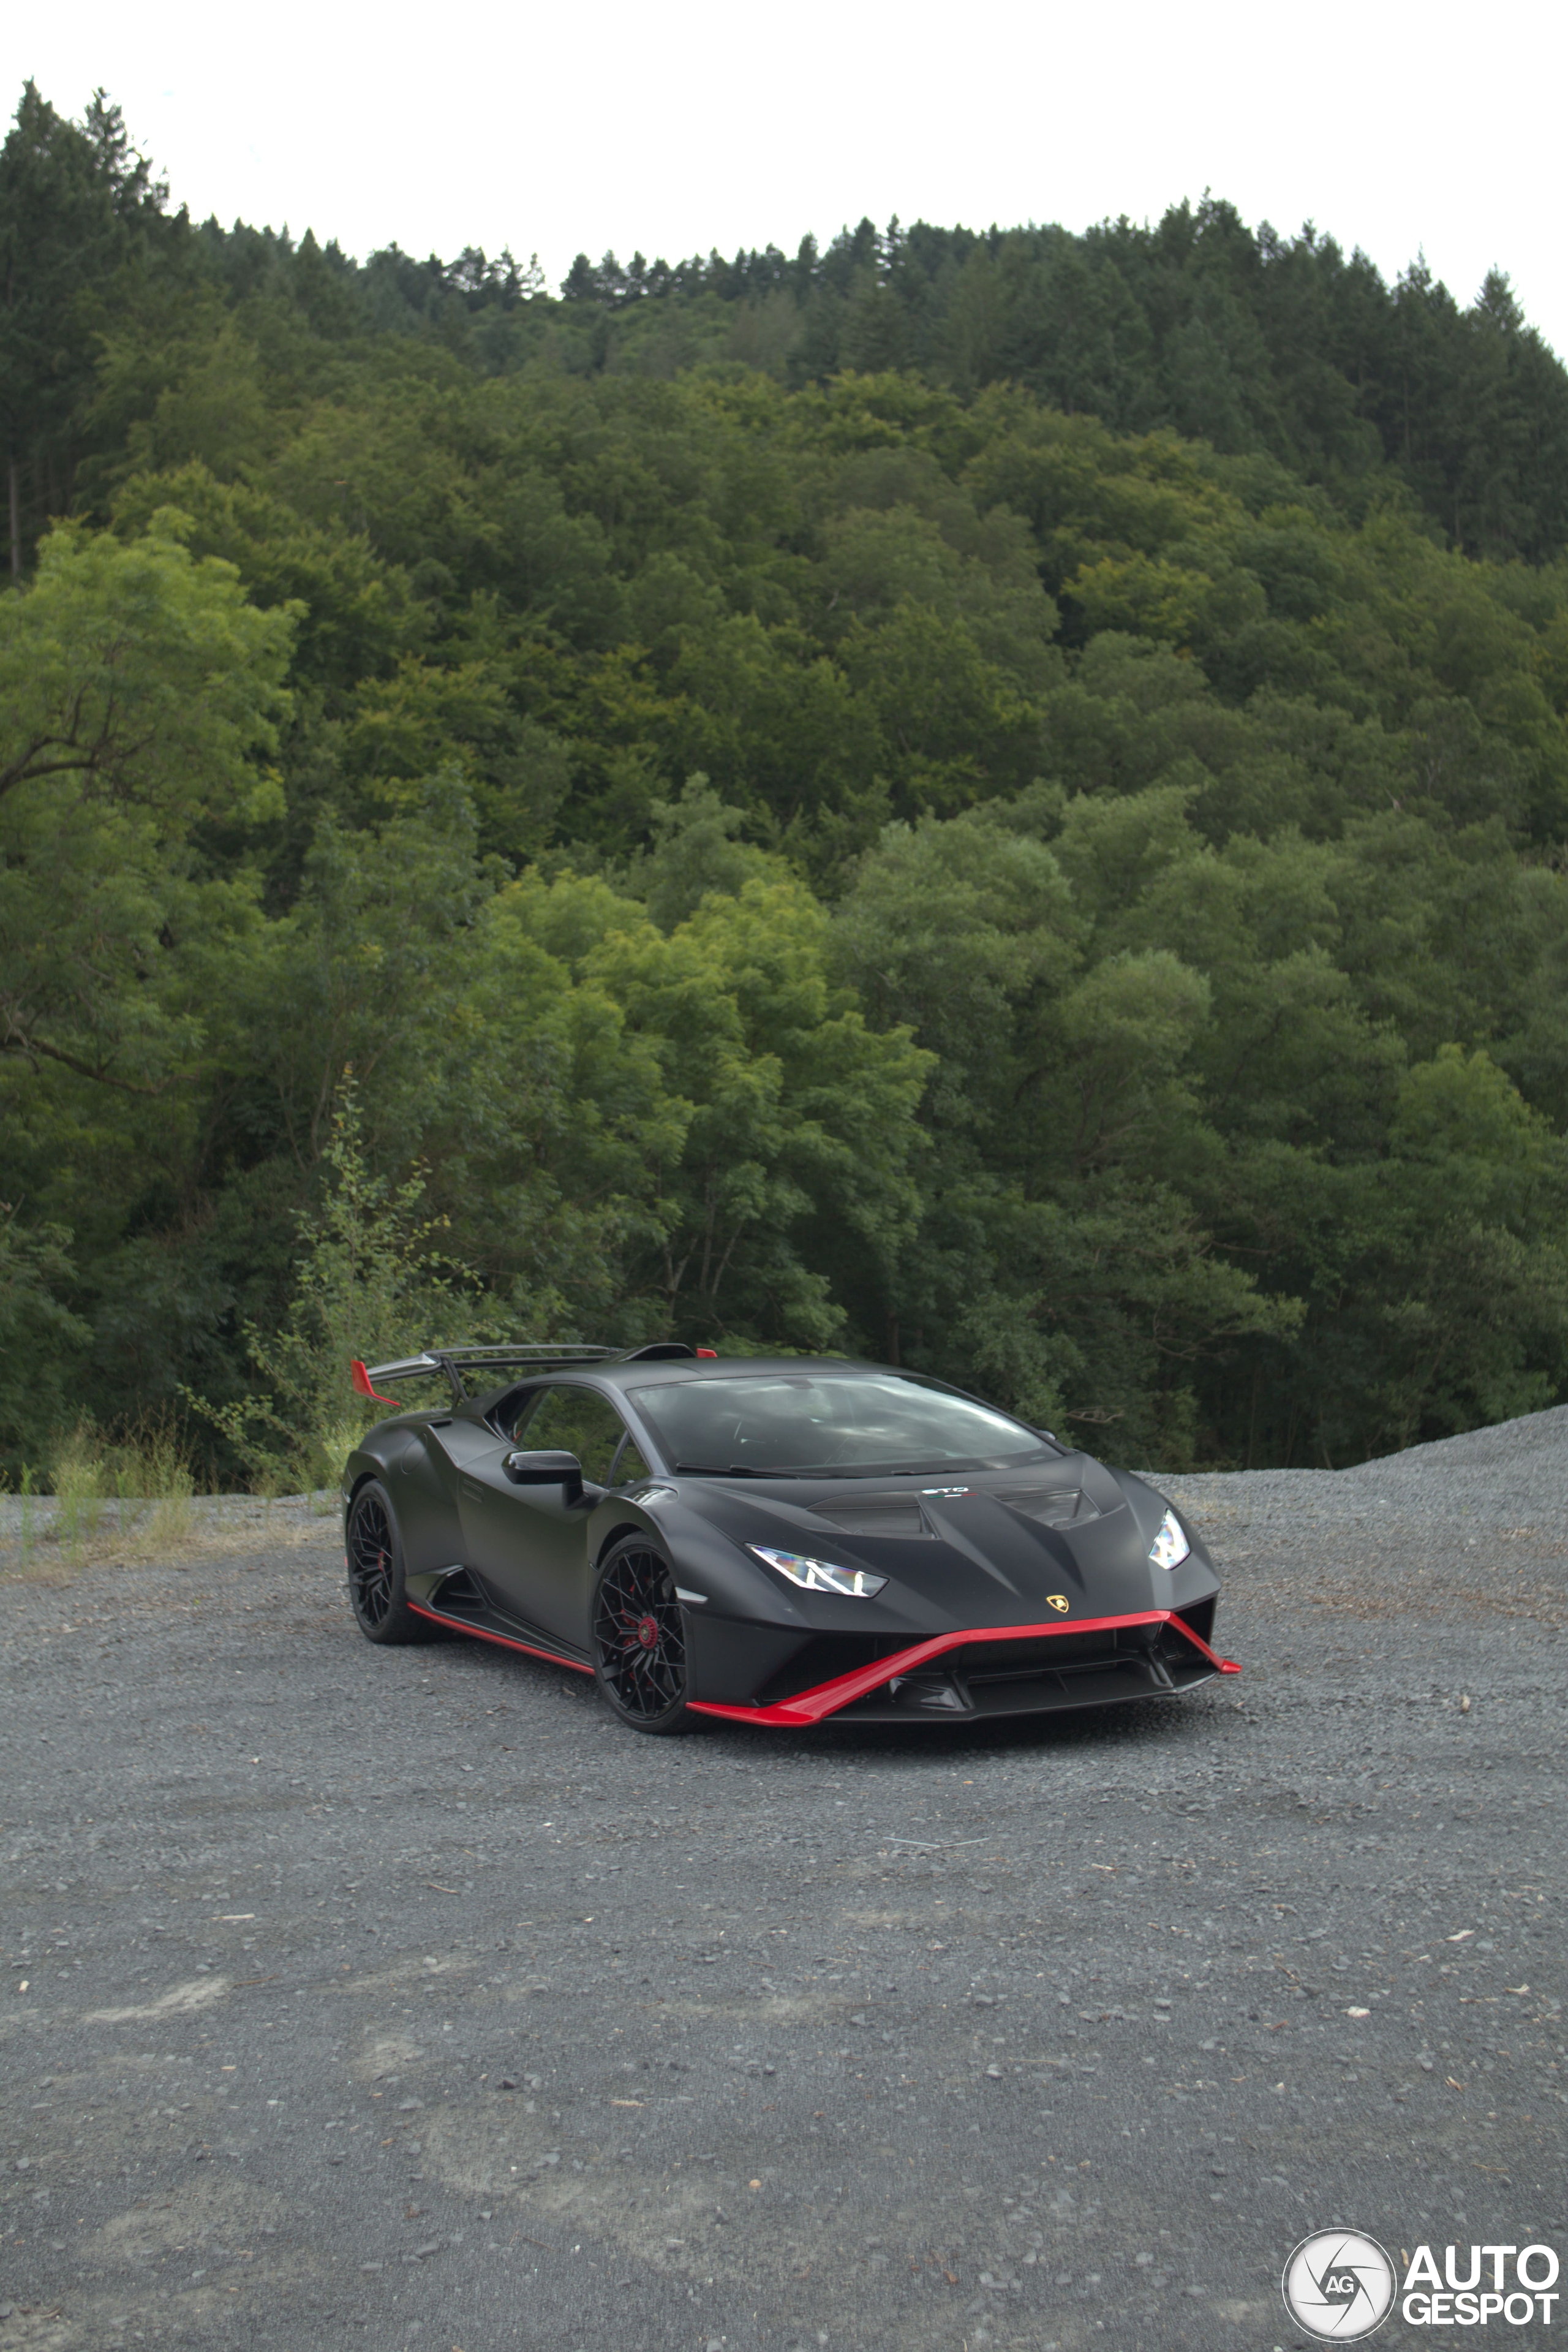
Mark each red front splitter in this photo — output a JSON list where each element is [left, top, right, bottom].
[[687, 1609, 1238, 1728]]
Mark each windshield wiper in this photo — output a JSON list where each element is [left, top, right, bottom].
[[674, 1461, 778, 1477], [675, 1461, 911, 1478], [673, 1462, 814, 1478]]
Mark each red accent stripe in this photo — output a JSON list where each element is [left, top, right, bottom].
[[408, 1600, 594, 1673], [687, 1609, 1238, 1728]]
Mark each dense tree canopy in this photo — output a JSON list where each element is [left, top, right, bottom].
[[7, 81, 1568, 1479]]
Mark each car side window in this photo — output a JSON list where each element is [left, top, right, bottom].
[[609, 1435, 654, 1485], [521, 1386, 630, 1486], [500, 1386, 548, 1442]]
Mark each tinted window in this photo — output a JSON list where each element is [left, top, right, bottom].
[[611, 1436, 654, 1484], [518, 1386, 630, 1484], [499, 1386, 546, 1442], [627, 1372, 1053, 1476]]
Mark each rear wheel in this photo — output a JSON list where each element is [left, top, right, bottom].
[[592, 1538, 690, 1733], [346, 1480, 438, 1644]]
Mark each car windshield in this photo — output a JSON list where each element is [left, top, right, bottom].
[[628, 1371, 1056, 1477]]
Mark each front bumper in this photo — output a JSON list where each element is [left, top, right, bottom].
[[687, 1608, 1238, 1726]]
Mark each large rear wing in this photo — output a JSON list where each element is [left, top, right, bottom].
[[350, 1339, 711, 1407], [351, 1344, 616, 1407]]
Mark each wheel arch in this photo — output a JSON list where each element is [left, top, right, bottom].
[[595, 1516, 660, 1568], [342, 1470, 382, 1541], [590, 1519, 690, 1733], [343, 1449, 392, 1511], [342, 1463, 441, 1647]]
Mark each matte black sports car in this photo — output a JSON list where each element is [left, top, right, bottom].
[[341, 1344, 1237, 1734]]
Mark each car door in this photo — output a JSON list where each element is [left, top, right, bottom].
[[457, 1384, 646, 1652]]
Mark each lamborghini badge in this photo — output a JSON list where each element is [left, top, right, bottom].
[[1046, 1594, 1070, 1613]]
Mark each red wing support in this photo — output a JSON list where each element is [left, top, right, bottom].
[[688, 1608, 1239, 1728]]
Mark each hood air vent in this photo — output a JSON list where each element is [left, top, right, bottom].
[[995, 1488, 1102, 1529], [809, 1499, 930, 1538]]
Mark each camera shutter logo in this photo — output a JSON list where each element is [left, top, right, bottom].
[[1282, 2229, 1397, 2340]]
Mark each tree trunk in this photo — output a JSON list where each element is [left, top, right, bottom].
[[7, 446, 19, 583]]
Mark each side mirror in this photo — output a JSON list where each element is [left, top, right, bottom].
[[503, 1448, 584, 1500]]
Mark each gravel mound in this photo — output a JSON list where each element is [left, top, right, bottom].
[[1144, 1399, 1568, 1533]]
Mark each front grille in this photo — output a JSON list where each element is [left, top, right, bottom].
[[954, 1629, 1151, 1678], [754, 1633, 907, 1707], [834, 1616, 1216, 1720], [968, 1659, 1164, 1712]]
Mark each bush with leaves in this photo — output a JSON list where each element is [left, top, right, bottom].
[[184, 1081, 523, 1489]]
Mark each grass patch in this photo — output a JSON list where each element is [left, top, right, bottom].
[[24, 1412, 201, 1561]]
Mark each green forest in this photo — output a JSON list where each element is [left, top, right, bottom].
[[7, 78, 1568, 1485]]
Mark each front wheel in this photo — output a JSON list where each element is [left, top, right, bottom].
[[346, 1480, 439, 1644], [592, 1538, 690, 1733]]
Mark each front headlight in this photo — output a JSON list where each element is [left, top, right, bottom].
[[748, 1545, 886, 1598], [1148, 1507, 1190, 1571]]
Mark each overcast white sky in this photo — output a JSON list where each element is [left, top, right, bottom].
[[12, 0, 1567, 354]]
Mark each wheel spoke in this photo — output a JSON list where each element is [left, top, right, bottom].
[[594, 1547, 686, 1720], [349, 1494, 394, 1628]]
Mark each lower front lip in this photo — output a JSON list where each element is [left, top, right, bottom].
[[688, 1609, 1238, 1727]]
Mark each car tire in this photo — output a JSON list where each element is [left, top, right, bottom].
[[592, 1536, 691, 1734], [345, 1479, 440, 1645]]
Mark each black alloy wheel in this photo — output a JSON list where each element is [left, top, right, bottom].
[[592, 1538, 690, 1733], [346, 1479, 435, 1644]]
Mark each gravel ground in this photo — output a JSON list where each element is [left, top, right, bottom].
[[2, 1419, 1564, 2352]]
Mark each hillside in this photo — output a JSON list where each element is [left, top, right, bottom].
[[5, 82, 1568, 1481]]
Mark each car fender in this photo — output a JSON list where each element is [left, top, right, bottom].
[[342, 1424, 459, 1577]]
